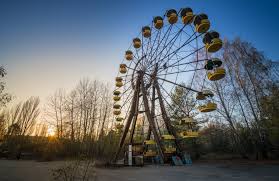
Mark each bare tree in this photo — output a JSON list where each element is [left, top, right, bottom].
[[4, 97, 40, 136], [64, 90, 77, 141], [47, 89, 66, 138], [0, 66, 12, 109]]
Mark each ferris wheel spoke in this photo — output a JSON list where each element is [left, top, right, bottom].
[[151, 25, 174, 64], [158, 43, 202, 77], [121, 80, 136, 96], [122, 95, 133, 110], [123, 99, 133, 120], [156, 27, 195, 66], [155, 32, 203, 69], [147, 25, 173, 62], [159, 44, 198, 67], [160, 41, 182, 67], [158, 31, 197, 61], [114, 78, 134, 92], [183, 52, 200, 98], [147, 25, 179, 67], [148, 31, 198, 70], [148, 25, 188, 69], [158, 83, 190, 117], [155, 76, 199, 93], [157, 46, 205, 74], [197, 72, 209, 94], [134, 49, 145, 69], [174, 24, 192, 37], [142, 36, 152, 62], [121, 94, 133, 110], [118, 74, 133, 79], [161, 58, 207, 70], [157, 67, 204, 76], [158, 50, 181, 94], [144, 28, 162, 67]]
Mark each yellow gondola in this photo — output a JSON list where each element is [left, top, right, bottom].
[[119, 64, 127, 74], [179, 117, 199, 138], [115, 82, 123, 87], [204, 58, 222, 70], [153, 16, 164, 29], [113, 104, 121, 109], [166, 9, 178, 24], [113, 90, 121, 96], [180, 7, 194, 25], [115, 77, 123, 82], [212, 58, 222, 67], [113, 96, 121, 101], [116, 123, 124, 129], [116, 117, 123, 122], [202, 90, 214, 97], [161, 135, 176, 154], [180, 131, 199, 138], [142, 26, 151, 38], [125, 50, 133, 61], [162, 134, 175, 140], [180, 117, 194, 125], [115, 77, 123, 87], [204, 58, 223, 70], [196, 92, 206, 100], [198, 102, 217, 112], [204, 59, 214, 70], [193, 14, 210, 33], [113, 110, 121, 115], [203, 31, 222, 53], [143, 140, 157, 157], [133, 38, 141, 48], [207, 67, 226, 81]]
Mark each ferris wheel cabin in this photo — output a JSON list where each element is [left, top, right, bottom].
[[133, 38, 141, 48], [180, 8, 194, 25], [142, 26, 151, 38], [153, 16, 164, 29], [193, 14, 210, 33], [166, 9, 178, 24]]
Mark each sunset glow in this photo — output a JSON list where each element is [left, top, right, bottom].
[[46, 128, 55, 137]]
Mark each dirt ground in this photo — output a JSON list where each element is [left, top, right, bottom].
[[0, 159, 279, 181]]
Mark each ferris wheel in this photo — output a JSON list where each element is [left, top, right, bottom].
[[113, 7, 225, 162]]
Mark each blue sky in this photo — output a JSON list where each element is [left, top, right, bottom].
[[0, 0, 278, 102]]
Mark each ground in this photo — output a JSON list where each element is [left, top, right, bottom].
[[0, 160, 279, 181]]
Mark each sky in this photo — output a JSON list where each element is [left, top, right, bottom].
[[0, 0, 278, 104]]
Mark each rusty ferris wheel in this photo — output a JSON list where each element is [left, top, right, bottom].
[[112, 7, 225, 163]]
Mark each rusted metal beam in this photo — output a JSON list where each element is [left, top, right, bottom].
[[129, 82, 140, 144], [147, 84, 156, 140], [154, 79, 183, 153], [129, 114, 138, 144], [141, 75, 165, 162], [113, 75, 141, 162]]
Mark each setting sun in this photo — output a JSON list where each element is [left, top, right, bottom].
[[46, 128, 55, 137]]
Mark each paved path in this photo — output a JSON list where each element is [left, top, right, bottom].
[[0, 160, 279, 181]]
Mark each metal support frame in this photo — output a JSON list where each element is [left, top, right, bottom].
[[113, 75, 141, 162], [154, 78, 183, 153], [129, 90, 140, 144], [114, 71, 184, 163], [140, 74, 165, 161], [146, 84, 156, 140]]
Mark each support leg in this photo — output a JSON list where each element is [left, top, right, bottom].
[[113, 76, 141, 162], [141, 77, 165, 161], [154, 79, 183, 153]]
